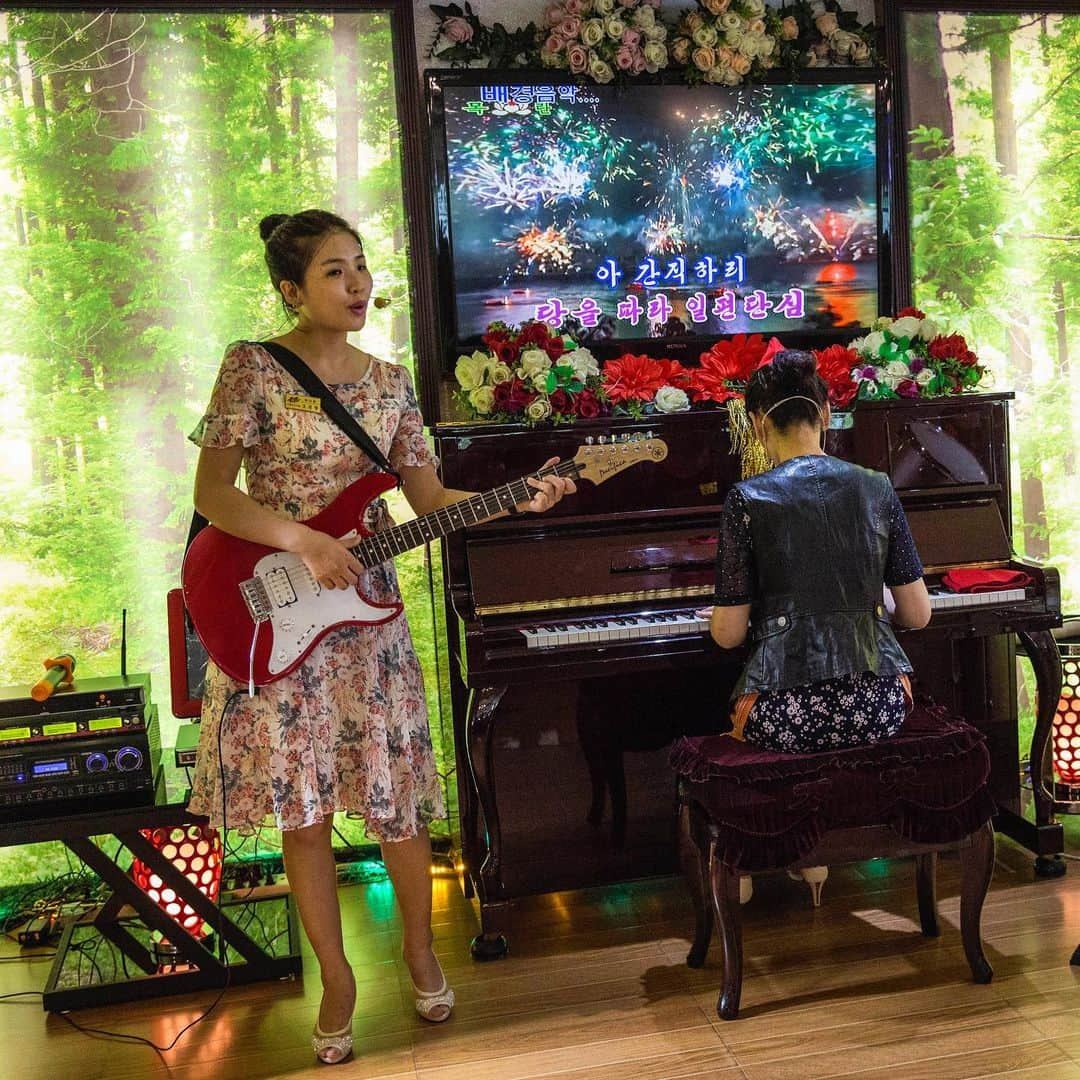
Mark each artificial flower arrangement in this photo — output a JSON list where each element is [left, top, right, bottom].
[[426, 0, 877, 86], [453, 319, 610, 424], [452, 314, 988, 426], [538, 0, 668, 84], [846, 307, 988, 401]]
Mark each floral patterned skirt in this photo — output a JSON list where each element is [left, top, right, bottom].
[[733, 672, 911, 754], [187, 562, 444, 840]]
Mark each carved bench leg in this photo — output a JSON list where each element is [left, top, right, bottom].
[[915, 852, 940, 937], [710, 854, 743, 1020], [680, 800, 713, 969], [959, 820, 995, 984]]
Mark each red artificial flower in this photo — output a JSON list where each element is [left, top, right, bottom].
[[758, 336, 786, 368], [697, 334, 768, 383], [601, 353, 668, 403], [654, 358, 691, 386], [813, 344, 860, 408], [493, 377, 535, 414], [482, 327, 511, 349], [495, 340, 520, 366], [518, 321, 552, 346], [687, 365, 741, 404], [896, 306, 927, 320], [928, 333, 979, 367], [897, 379, 921, 399], [548, 388, 572, 414], [543, 336, 568, 361], [574, 388, 603, 418]]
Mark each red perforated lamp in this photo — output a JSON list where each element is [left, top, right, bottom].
[[1053, 646, 1080, 805], [131, 824, 223, 940]]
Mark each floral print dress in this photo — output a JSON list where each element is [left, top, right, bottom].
[[187, 341, 444, 839]]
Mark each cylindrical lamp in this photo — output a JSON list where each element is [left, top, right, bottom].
[[131, 823, 223, 939], [1053, 645, 1080, 805]]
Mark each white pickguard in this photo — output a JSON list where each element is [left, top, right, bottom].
[[253, 548, 395, 676]]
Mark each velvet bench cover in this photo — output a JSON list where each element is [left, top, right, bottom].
[[672, 702, 998, 1019]]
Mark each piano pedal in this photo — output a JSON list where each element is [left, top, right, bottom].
[[469, 932, 509, 962]]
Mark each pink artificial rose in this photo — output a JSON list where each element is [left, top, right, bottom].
[[621, 27, 641, 47], [567, 42, 589, 72], [543, 2, 567, 26], [545, 33, 565, 54], [815, 12, 839, 36], [560, 16, 582, 39], [731, 52, 752, 75], [781, 15, 799, 40], [747, 18, 766, 35], [618, 0, 637, 7], [615, 44, 636, 70], [631, 48, 646, 74], [442, 16, 474, 44], [564, 0, 585, 15]]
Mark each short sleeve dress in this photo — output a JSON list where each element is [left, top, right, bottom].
[[186, 341, 445, 840]]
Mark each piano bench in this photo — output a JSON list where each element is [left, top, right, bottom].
[[671, 702, 998, 1020]]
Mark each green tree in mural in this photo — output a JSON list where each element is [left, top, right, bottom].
[[0, 11, 439, 880]]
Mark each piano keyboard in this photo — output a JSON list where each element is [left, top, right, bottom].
[[928, 587, 1027, 611], [520, 609, 709, 649]]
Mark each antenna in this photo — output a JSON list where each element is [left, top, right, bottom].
[[121, 608, 128, 681]]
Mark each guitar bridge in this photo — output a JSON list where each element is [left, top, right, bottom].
[[240, 577, 272, 623]]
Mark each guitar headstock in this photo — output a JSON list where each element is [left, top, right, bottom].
[[571, 434, 669, 486]]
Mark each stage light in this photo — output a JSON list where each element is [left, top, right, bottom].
[[131, 823, 223, 940], [1052, 645, 1080, 805]]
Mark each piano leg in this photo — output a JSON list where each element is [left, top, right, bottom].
[[465, 683, 511, 960], [1015, 629, 1067, 878]]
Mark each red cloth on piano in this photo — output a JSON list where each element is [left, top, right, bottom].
[[942, 568, 1032, 593]]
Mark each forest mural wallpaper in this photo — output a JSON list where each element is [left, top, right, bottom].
[[0, 4, 1077, 886]]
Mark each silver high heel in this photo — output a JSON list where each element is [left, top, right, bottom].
[[788, 865, 829, 907], [413, 973, 455, 1022], [312, 1020, 354, 1065]]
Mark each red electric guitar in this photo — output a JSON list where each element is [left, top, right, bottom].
[[182, 436, 668, 687]]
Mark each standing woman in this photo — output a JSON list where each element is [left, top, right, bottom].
[[187, 210, 574, 1065]]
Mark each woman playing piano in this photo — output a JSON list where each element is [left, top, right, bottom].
[[706, 349, 931, 898], [710, 348, 931, 748], [187, 210, 575, 1065]]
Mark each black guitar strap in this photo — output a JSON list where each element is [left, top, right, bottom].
[[185, 340, 400, 554]]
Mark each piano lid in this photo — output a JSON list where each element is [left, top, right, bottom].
[[905, 498, 1011, 572]]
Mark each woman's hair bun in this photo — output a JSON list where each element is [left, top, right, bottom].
[[259, 214, 289, 242], [771, 349, 818, 384]]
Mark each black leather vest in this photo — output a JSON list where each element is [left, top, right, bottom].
[[733, 454, 913, 696]]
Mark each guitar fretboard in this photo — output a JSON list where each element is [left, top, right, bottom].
[[351, 460, 582, 568]]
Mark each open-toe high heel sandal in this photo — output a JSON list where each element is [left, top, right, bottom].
[[312, 1020, 354, 1065], [413, 973, 455, 1023]]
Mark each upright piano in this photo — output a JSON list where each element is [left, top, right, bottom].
[[433, 391, 1062, 956]]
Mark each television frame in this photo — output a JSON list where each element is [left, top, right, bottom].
[[425, 66, 898, 372]]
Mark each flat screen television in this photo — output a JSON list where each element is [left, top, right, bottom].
[[426, 69, 894, 367]]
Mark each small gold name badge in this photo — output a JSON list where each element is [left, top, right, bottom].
[[699, 481, 718, 496], [284, 393, 322, 414]]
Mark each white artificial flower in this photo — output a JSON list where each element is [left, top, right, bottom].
[[883, 359, 911, 388], [915, 367, 935, 386], [655, 385, 690, 413], [861, 330, 886, 355], [565, 347, 599, 381], [490, 361, 513, 384], [468, 385, 496, 414], [526, 397, 553, 422], [917, 318, 938, 340], [455, 352, 490, 391], [889, 315, 922, 339], [518, 348, 552, 383]]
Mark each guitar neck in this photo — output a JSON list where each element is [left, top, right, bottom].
[[351, 460, 582, 567]]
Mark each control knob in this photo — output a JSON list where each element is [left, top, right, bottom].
[[114, 746, 143, 772]]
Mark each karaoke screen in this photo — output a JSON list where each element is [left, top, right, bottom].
[[435, 78, 882, 342]]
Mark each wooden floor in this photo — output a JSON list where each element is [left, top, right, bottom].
[[2, 834, 1078, 1080]]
